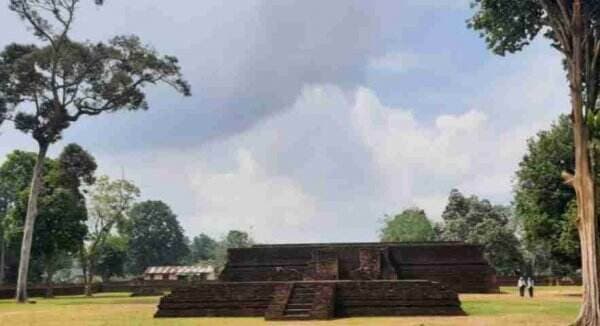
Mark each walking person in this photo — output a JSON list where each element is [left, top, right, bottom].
[[527, 276, 535, 298], [518, 276, 526, 297]]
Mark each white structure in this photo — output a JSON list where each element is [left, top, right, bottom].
[[143, 265, 216, 281]]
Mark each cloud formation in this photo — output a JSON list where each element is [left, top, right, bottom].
[[0, 1, 570, 243]]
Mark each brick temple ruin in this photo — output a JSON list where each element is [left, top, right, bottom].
[[155, 241, 498, 320]]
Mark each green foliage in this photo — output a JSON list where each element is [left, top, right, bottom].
[[214, 230, 253, 270], [379, 208, 436, 242], [189, 233, 217, 263], [0, 36, 190, 145], [0, 150, 40, 282], [86, 175, 140, 237], [514, 115, 580, 273], [55, 144, 97, 188], [95, 235, 128, 281], [6, 144, 96, 280], [0, 151, 38, 212], [438, 189, 524, 275], [83, 175, 139, 282], [126, 200, 189, 274], [222, 230, 253, 249], [468, 0, 545, 56], [2, 0, 190, 147]]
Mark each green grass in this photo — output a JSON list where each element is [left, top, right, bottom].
[[0, 286, 582, 325]]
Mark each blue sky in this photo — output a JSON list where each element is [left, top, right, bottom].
[[0, 0, 569, 243]]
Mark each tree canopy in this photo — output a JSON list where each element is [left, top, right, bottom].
[[2, 0, 190, 302], [514, 115, 580, 274], [438, 189, 524, 275], [470, 2, 600, 322], [82, 175, 139, 295], [7, 144, 96, 287], [189, 233, 218, 263], [126, 200, 189, 274], [379, 208, 436, 242]]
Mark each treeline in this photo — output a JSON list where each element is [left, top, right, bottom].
[[0, 145, 252, 296], [380, 189, 523, 276], [380, 115, 585, 278]]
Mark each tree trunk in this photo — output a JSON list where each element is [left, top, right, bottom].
[[570, 2, 600, 325], [84, 261, 94, 297], [45, 268, 54, 299], [0, 237, 5, 285], [15, 142, 48, 303]]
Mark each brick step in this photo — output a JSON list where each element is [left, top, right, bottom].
[[288, 300, 312, 304], [285, 308, 310, 313], [293, 290, 315, 294], [287, 303, 312, 309], [281, 313, 311, 320]]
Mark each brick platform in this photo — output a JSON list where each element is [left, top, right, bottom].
[[221, 242, 499, 293], [154, 280, 464, 319], [155, 241, 494, 320]]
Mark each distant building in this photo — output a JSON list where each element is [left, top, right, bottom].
[[143, 265, 216, 281]]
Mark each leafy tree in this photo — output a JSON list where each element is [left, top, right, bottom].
[[514, 115, 580, 274], [222, 230, 253, 249], [469, 1, 600, 323], [7, 144, 96, 296], [95, 235, 127, 282], [83, 175, 139, 295], [1, 0, 190, 302], [439, 189, 524, 275], [126, 201, 189, 275], [0, 151, 37, 284], [379, 208, 436, 242], [214, 230, 253, 271], [189, 233, 218, 263], [468, 217, 525, 276]]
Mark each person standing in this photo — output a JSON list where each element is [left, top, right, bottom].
[[527, 276, 535, 298], [518, 276, 526, 297]]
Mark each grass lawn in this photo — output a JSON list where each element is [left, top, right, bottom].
[[0, 286, 581, 326]]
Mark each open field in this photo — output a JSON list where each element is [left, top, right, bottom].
[[0, 286, 581, 326]]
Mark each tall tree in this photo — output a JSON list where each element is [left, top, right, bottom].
[[83, 175, 139, 295], [189, 233, 218, 263], [214, 230, 254, 271], [379, 208, 436, 242], [1, 0, 190, 302], [469, 1, 600, 323], [222, 230, 253, 249], [515, 115, 580, 274], [439, 189, 524, 276], [95, 235, 127, 282], [0, 151, 37, 284], [126, 201, 189, 275], [9, 144, 96, 297]]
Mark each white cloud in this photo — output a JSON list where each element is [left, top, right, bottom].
[[188, 149, 318, 243], [180, 84, 531, 239], [352, 88, 488, 182]]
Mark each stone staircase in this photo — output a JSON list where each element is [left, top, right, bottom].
[[283, 283, 316, 319], [265, 282, 335, 320]]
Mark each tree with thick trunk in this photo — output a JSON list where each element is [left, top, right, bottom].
[[83, 176, 139, 296], [15, 143, 47, 302], [0, 239, 5, 285], [1, 0, 190, 303], [469, 0, 600, 324]]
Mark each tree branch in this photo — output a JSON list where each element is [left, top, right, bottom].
[[562, 170, 575, 186]]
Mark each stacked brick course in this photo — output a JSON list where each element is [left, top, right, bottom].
[[220, 242, 498, 293], [156, 280, 463, 319], [155, 241, 493, 319]]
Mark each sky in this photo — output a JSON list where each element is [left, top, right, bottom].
[[0, 0, 570, 243]]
